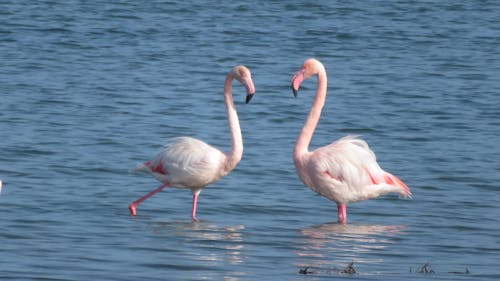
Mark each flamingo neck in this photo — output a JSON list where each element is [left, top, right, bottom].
[[293, 70, 328, 161], [223, 74, 243, 173]]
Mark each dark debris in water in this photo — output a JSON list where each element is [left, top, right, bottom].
[[417, 262, 435, 274], [409, 262, 470, 275], [449, 267, 470, 275], [298, 262, 357, 276], [298, 267, 314, 275], [300, 262, 470, 276], [342, 262, 357, 274]]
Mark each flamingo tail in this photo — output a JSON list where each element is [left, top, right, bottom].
[[132, 160, 168, 174], [132, 162, 151, 174]]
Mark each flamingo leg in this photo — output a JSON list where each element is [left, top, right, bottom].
[[337, 204, 347, 224], [191, 193, 199, 221], [129, 182, 169, 216]]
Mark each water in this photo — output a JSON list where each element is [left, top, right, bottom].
[[1, 1, 499, 280]]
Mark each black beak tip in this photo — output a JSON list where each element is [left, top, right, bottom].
[[245, 93, 254, 104], [291, 81, 299, 97]]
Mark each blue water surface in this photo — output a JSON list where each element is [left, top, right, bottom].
[[1, 1, 499, 280]]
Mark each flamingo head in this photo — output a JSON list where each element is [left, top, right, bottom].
[[231, 65, 255, 104], [291, 58, 325, 97]]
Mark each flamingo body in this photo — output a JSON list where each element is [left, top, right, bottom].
[[130, 65, 255, 220], [295, 135, 410, 204], [291, 58, 411, 224], [134, 137, 227, 189]]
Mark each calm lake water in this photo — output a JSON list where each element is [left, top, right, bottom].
[[1, 1, 499, 280]]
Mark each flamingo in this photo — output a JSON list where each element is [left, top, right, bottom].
[[129, 65, 255, 220], [290, 58, 411, 224]]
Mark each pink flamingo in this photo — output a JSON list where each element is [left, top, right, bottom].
[[291, 58, 411, 224], [129, 65, 255, 220]]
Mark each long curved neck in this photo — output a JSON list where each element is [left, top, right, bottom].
[[223, 74, 243, 173], [294, 70, 327, 160]]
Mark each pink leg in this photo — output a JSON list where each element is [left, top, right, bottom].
[[191, 193, 199, 221], [129, 182, 169, 216], [337, 204, 347, 224]]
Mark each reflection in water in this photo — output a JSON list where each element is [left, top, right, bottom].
[[187, 222, 246, 266], [151, 220, 246, 280], [295, 222, 407, 271]]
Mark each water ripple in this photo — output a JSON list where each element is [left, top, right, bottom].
[[1, 0, 500, 280]]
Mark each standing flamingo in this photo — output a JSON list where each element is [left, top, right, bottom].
[[129, 65, 255, 220], [290, 58, 411, 224]]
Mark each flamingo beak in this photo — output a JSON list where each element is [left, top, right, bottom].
[[244, 77, 255, 104], [291, 69, 305, 98]]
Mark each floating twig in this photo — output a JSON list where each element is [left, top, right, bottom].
[[449, 267, 470, 274]]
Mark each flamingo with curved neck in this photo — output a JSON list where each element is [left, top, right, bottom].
[[129, 65, 255, 221], [291, 58, 411, 224]]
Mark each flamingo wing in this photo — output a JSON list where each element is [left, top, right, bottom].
[[309, 135, 411, 203]]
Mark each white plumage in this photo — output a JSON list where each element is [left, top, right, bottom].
[[298, 135, 411, 204], [291, 58, 411, 224], [134, 137, 227, 189]]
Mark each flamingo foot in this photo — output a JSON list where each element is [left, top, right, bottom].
[[129, 203, 137, 216], [128, 182, 169, 217]]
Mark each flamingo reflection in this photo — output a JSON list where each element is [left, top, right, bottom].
[[295, 222, 407, 271], [150, 221, 247, 280]]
